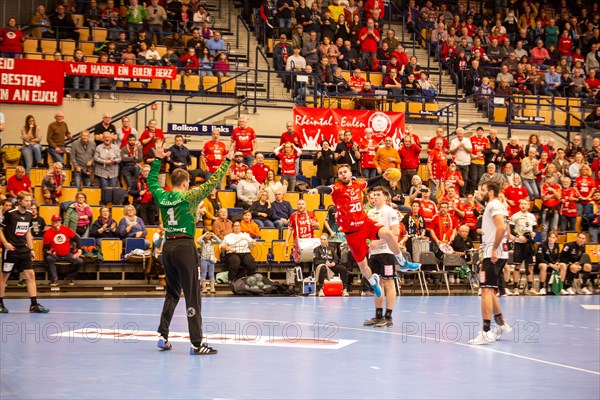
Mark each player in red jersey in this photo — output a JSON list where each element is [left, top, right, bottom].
[[308, 164, 420, 297], [230, 115, 257, 167]]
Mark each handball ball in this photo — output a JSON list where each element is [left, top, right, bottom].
[[386, 168, 401, 181]]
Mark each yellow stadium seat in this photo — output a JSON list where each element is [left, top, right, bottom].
[[323, 194, 333, 209], [202, 75, 219, 92], [90, 205, 101, 222], [111, 206, 125, 222], [391, 101, 406, 112], [271, 240, 290, 262], [72, 14, 84, 28], [32, 238, 45, 262], [260, 228, 280, 243], [184, 74, 200, 91], [301, 160, 317, 179], [84, 188, 102, 206], [218, 191, 236, 209], [23, 38, 39, 53], [368, 72, 383, 86], [38, 205, 59, 224], [77, 27, 91, 41], [314, 210, 327, 228], [283, 192, 300, 209], [214, 243, 221, 261], [92, 28, 107, 42], [165, 74, 182, 91], [155, 45, 167, 57], [220, 77, 237, 94], [58, 186, 79, 203], [302, 192, 320, 212], [80, 41, 95, 56], [263, 159, 278, 171], [26, 52, 44, 60], [585, 245, 599, 263], [251, 240, 269, 262], [33, 186, 44, 205], [148, 79, 164, 90], [145, 225, 159, 244], [194, 227, 204, 248], [101, 239, 123, 262], [60, 40, 76, 55]]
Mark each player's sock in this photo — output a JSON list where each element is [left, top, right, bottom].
[[540, 281, 546, 290], [192, 341, 202, 348], [30, 297, 37, 306], [483, 319, 491, 332], [582, 271, 591, 286], [375, 308, 383, 319], [494, 313, 505, 326], [384, 309, 393, 320], [0, 298, 4, 306], [527, 281, 533, 290]]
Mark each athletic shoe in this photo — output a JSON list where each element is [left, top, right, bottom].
[[469, 330, 496, 345], [512, 288, 520, 296], [361, 291, 373, 297], [363, 317, 383, 326], [157, 335, 172, 350], [539, 288, 547, 295], [65, 278, 75, 286], [109, 93, 116, 100], [17, 279, 27, 287], [318, 289, 325, 297], [29, 303, 49, 313], [93, 93, 99, 99], [567, 287, 576, 295], [190, 343, 218, 355], [49, 280, 60, 287], [0, 304, 8, 313], [342, 289, 349, 297], [492, 323, 513, 340], [526, 288, 539, 296], [560, 289, 570, 295], [504, 288, 512, 296], [374, 318, 393, 328], [580, 287, 593, 295], [371, 273, 382, 298], [400, 261, 421, 271]]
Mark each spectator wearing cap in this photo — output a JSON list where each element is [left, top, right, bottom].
[[228, 151, 249, 191], [292, 24, 309, 50], [273, 34, 293, 72], [43, 215, 83, 286]]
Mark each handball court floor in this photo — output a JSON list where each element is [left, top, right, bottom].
[[1, 295, 599, 400]]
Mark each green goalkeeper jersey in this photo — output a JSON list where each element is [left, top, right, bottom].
[[148, 158, 230, 237]]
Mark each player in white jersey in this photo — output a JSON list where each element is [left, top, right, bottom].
[[509, 199, 537, 295], [364, 187, 400, 328], [470, 181, 513, 345]]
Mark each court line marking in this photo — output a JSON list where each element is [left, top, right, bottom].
[[39, 311, 600, 376], [580, 305, 600, 310]]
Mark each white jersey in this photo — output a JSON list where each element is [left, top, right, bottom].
[[510, 211, 536, 236], [481, 198, 509, 260], [367, 204, 399, 255]]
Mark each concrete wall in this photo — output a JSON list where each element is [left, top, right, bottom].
[[1, 94, 295, 151]]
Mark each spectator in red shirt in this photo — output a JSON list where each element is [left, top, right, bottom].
[[428, 127, 449, 152], [228, 152, 249, 191], [557, 30, 573, 64], [6, 166, 32, 203], [428, 138, 449, 196], [139, 119, 164, 158], [504, 174, 530, 216], [250, 153, 271, 184], [43, 215, 83, 286], [0, 18, 25, 58], [358, 128, 378, 178], [398, 134, 421, 194], [201, 128, 228, 189], [274, 142, 302, 193], [358, 18, 380, 59], [231, 115, 257, 167], [504, 137, 525, 173], [178, 47, 199, 75], [560, 176, 578, 231], [585, 70, 600, 98], [540, 174, 561, 241], [348, 68, 366, 92], [279, 121, 302, 172], [418, 188, 437, 229]]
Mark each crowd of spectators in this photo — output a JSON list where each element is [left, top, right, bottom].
[[3, 106, 600, 294]]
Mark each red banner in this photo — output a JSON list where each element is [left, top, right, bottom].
[[0, 58, 64, 105], [65, 62, 177, 80], [293, 107, 405, 150]]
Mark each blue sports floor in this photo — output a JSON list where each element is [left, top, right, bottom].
[[1, 295, 599, 399]]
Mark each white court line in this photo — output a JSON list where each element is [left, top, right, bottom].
[[581, 305, 600, 310], [41, 311, 600, 376]]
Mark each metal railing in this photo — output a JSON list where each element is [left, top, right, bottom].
[[235, 15, 251, 66]]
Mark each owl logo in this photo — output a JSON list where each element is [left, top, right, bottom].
[[368, 112, 392, 140]]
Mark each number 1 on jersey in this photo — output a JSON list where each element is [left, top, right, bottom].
[[166, 208, 177, 226]]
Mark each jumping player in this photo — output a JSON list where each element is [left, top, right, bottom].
[[150, 139, 234, 355], [308, 165, 419, 297], [470, 182, 513, 345], [0, 192, 49, 313], [364, 186, 400, 327]]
